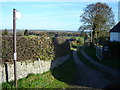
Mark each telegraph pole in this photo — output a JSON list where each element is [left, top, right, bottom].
[[13, 9, 17, 88]]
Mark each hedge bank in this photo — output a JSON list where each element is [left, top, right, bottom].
[[2, 36, 70, 62]]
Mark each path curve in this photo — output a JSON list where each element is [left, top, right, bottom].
[[73, 50, 112, 88], [80, 47, 120, 83]]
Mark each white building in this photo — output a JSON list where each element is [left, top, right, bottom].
[[110, 22, 120, 42]]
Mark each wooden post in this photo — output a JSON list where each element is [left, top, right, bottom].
[[13, 9, 17, 88]]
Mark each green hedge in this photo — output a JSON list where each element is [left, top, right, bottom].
[[109, 42, 120, 58], [2, 36, 70, 62], [52, 37, 70, 58]]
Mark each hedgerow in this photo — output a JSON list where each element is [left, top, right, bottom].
[[2, 36, 70, 62]]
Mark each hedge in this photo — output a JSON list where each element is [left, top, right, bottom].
[[104, 41, 120, 58], [109, 42, 120, 58], [2, 36, 70, 62]]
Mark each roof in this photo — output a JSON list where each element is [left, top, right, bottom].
[[110, 22, 120, 32]]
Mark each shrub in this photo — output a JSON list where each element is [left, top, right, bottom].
[[52, 37, 70, 58], [2, 29, 8, 36], [24, 29, 29, 36], [2, 36, 70, 62], [109, 42, 120, 58], [104, 42, 120, 58]]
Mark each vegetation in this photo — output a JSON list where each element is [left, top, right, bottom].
[[79, 2, 115, 45], [2, 29, 8, 36], [2, 72, 70, 88], [66, 36, 84, 49], [2, 36, 70, 62], [84, 46, 120, 69], [52, 36, 70, 58], [106, 42, 120, 58], [2, 52, 78, 88], [51, 51, 78, 85], [24, 29, 29, 36], [16, 31, 24, 36]]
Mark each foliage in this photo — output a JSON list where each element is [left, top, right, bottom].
[[2, 29, 8, 36], [24, 29, 29, 36], [52, 37, 70, 58], [70, 37, 84, 48], [106, 42, 120, 58], [98, 36, 109, 45], [71, 36, 76, 40], [29, 31, 82, 37], [16, 31, 24, 36], [79, 2, 115, 44], [2, 36, 70, 62]]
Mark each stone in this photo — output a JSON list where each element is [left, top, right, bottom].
[[34, 61, 41, 69], [1, 54, 70, 83]]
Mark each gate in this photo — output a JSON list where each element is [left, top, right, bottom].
[[96, 46, 103, 61]]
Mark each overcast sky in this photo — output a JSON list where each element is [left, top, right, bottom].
[[0, 0, 119, 31]]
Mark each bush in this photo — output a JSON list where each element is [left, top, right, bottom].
[[2, 36, 70, 62], [109, 42, 120, 58], [52, 37, 70, 58], [90, 42, 94, 47], [24, 29, 29, 36], [2, 29, 8, 36], [104, 42, 120, 58], [99, 36, 109, 45]]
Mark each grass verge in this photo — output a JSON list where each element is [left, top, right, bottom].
[[51, 51, 78, 85], [2, 51, 78, 88], [84, 46, 120, 69]]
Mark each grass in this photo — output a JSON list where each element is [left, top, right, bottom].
[[84, 47, 100, 62], [65, 36, 84, 40], [84, 46, 120, 69], [28, 35, 38, 37], [77, 49, 100, 70], [51, 51, 78, 85], [2, 51, 78, 88], [23, 35, 38, 39]]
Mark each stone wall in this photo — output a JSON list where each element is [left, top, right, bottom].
[[0, 54, 70, 83]]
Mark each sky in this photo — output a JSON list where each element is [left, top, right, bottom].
[[0, 1, 119, 31]]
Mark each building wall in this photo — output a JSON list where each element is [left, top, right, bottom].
[[110, 32, 120, 42], [118, 1, 120, 22], [0, 54, 70, 83]]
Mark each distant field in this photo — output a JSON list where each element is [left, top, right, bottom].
[[1, 29, 82, 37]]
